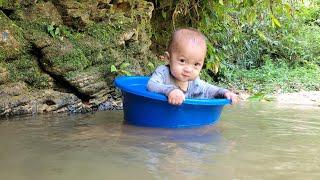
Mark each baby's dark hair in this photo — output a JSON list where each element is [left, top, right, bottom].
[[167, 28, 207, 54]]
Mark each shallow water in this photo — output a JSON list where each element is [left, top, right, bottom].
[[0, 102, 320, 179]]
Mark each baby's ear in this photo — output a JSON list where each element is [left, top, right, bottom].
[[164, 51, 170, 62]]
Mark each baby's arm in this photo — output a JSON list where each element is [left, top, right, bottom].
[[147, 66, 177, 96], [147, 66, 185, 105], [198, 80, 238, 104]]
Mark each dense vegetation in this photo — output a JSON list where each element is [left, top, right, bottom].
[[149, 0, 320, 98]]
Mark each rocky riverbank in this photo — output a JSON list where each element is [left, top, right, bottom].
[[0, 0, 156, 117]]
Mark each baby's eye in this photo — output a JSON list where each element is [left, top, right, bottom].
[[179, 59, 186, 63], [194, 63, 201, 67]]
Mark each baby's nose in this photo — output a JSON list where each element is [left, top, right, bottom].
[[184, 66, 192, 73]]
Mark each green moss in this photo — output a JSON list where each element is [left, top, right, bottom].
[[7, 54, 51, 89], [86, 15, 132, 46], [0, 11, 27, 59], [0, 61, 6, 70], [67, 32, 105, 65], [0, 0, 20, 9], [50, 48, 91, 73]]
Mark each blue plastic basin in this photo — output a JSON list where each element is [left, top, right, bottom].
[[114, 76, 230, 128]]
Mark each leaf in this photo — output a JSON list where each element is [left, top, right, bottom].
[[110, 65, 117, 72], [55, 27, 60, 36], [47, 24, 54, 32], [161, 10, 167, 20], [147, 62, 155, 70], [219, 0, 224, 5], [271, 14, 281, 28], [257, 30, 267, 41], [120, 62, 130, 69], [284, 3, 293, 16], [49, 31, 55, 37], [213, 64, 219, 74]]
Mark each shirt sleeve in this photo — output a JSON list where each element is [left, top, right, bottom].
[[197, 79, 229, 98], [147, 65, 177, 96]]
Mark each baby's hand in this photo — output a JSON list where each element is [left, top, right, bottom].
[[224, 91, 238, 104], [168, 89, 185, 105]]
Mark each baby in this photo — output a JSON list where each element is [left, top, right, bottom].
[[147, 28, 238, 105]]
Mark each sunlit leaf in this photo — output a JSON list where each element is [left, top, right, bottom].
[[110, 65, 117, 72], [147, 62, 155, 70], [271, 14, 281, 28], [284, 3, 293, 16]]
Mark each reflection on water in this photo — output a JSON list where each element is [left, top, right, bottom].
[[0, 102, 320, 179]]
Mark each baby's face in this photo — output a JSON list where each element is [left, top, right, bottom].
[[168, 39, 206, 82]]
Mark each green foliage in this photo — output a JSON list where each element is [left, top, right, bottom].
[[47, 22, 72, 39], [151, 0, 320, 95], [110, 63, 132, 76], [47, 22, 59, 37], [221, 60, 320, 95]]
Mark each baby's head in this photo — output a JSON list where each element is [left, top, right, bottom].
[[165, 28, 207, 82]]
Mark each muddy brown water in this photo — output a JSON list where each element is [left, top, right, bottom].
[[0, 102, 319, 179]]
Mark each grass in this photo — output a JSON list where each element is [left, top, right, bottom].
[[219, 60, 320, 95]]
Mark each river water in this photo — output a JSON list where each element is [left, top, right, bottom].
[[0, 102, 319, 179]]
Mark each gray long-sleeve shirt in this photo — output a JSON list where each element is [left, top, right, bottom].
[[147, 65, 229, 99]]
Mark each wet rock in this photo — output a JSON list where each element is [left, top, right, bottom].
[[0, 87, 86, 117]]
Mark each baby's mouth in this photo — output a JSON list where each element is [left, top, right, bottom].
[[182, 74, 190, 78]]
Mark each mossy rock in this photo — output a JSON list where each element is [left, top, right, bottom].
[[39, 38, 91, 75], [54, 0, 94, 31], [6, 54, 53, 89], [0, 0, 20, 10], [67, 33, 105, 65], [16, 1, 63, 26], [0, 11, 26, 60], [0, 62, 8, 84]]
